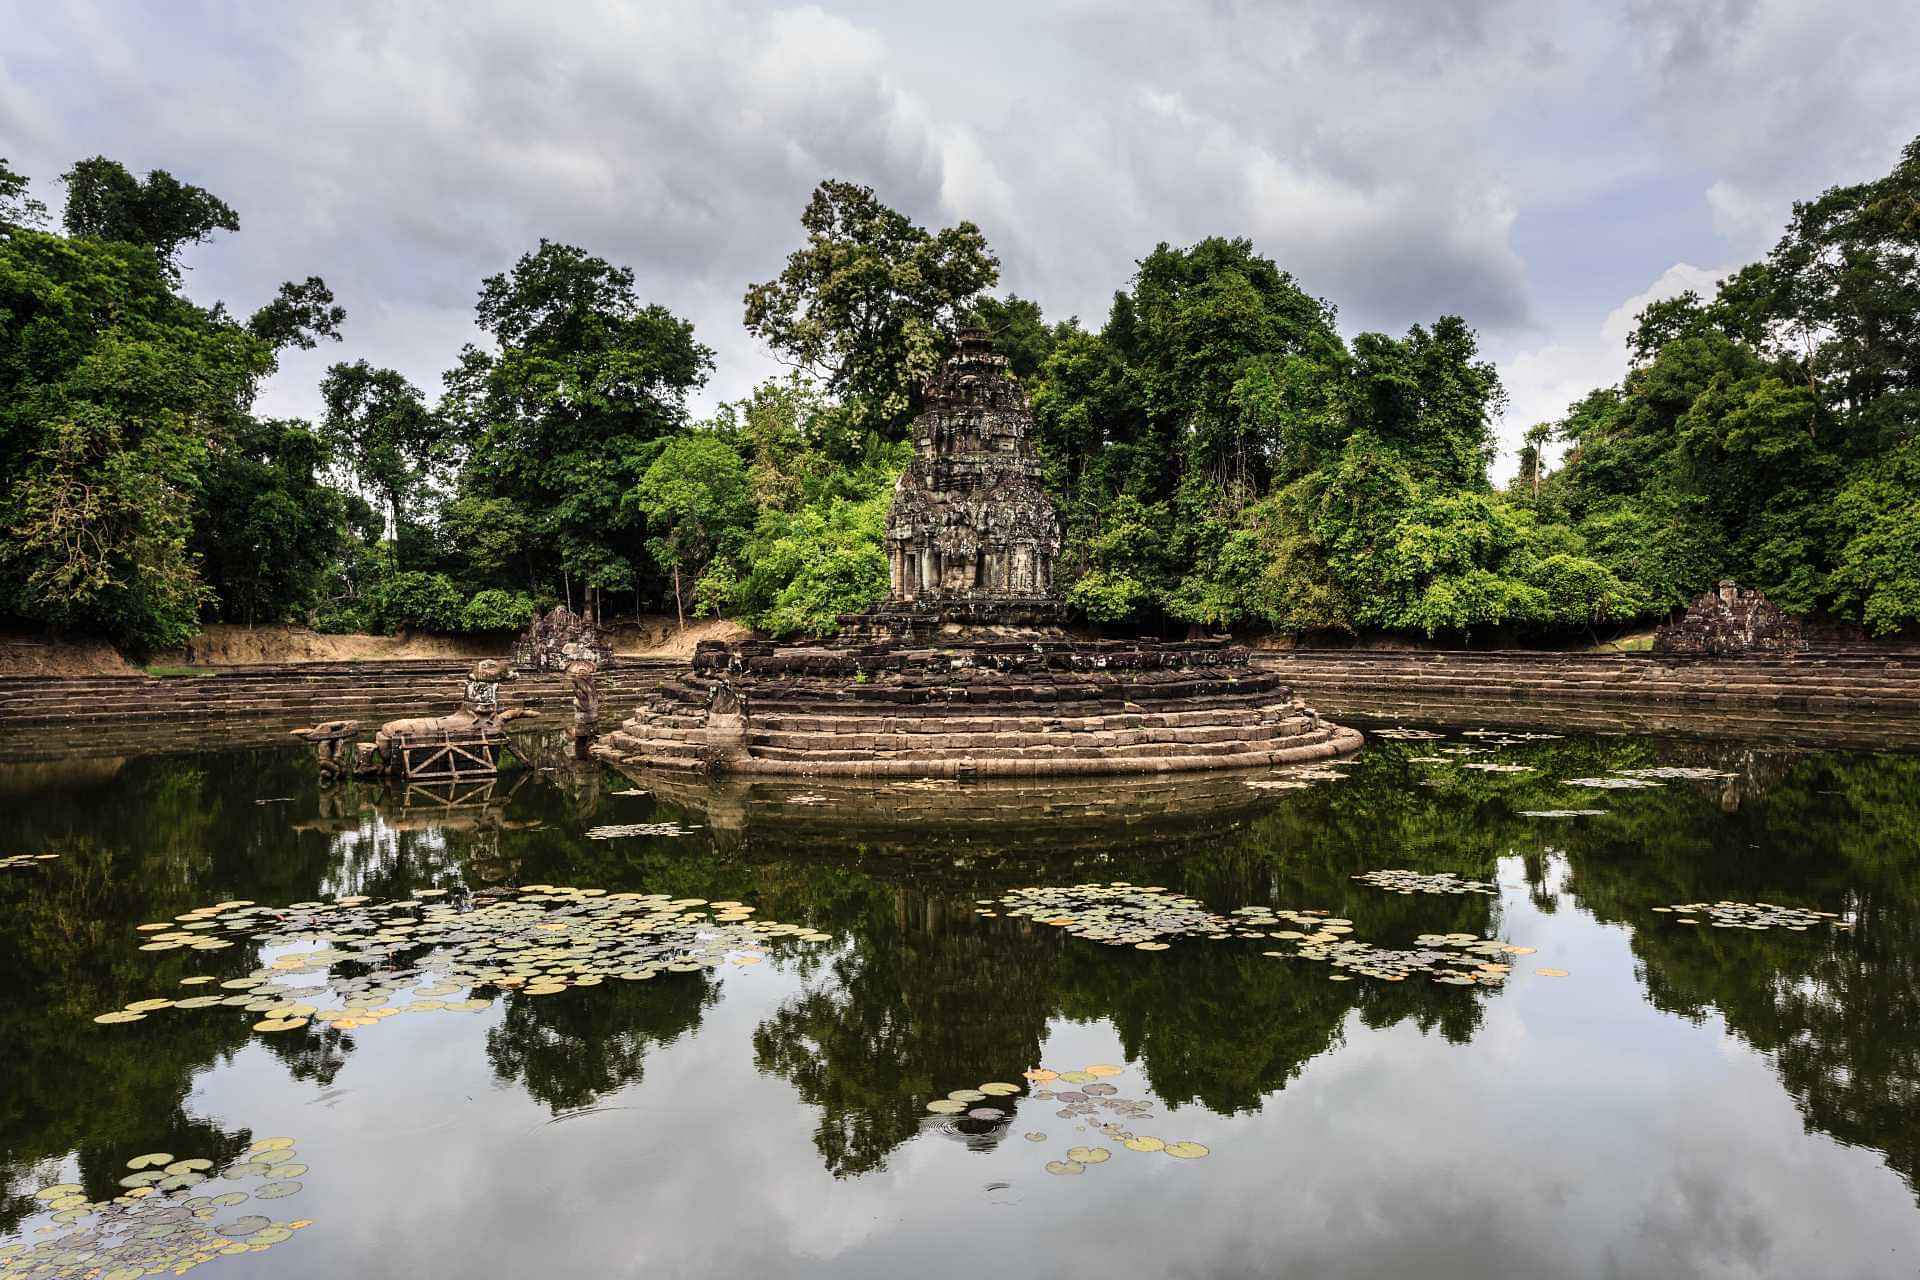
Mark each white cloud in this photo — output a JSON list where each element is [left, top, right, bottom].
[[1704, 180, 1783, 255], [1, 0, 1915, 457], [1497, 261, 1731, 479]]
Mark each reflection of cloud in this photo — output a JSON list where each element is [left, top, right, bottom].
[[159, 866, 1920, 1279]]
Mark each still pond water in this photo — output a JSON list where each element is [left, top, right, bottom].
[[2, 727, 1918, 1279]]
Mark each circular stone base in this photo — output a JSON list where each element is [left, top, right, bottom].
[[593, 637, 1363, 777]]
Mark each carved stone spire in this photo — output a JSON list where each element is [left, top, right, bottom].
[[881, 329, 1063, 623]]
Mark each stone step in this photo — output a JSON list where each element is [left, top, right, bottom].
[[748, 705, 1286, 734], [740, 718, 1310, 753], [596, 725, 1356, 778]]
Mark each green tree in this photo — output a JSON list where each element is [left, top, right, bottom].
[[744, 180, 998, 436], [60, 157, 239, 277], [969, 293, 1060, 382], [0, 158, 49, 229], [446, 241, 712, 620], [1543, 134, 1920, 631], [0, 161, 343, 648], [629, 433, 753, 628], [318, 361, 442, 567], [191, 418, 344, 626]]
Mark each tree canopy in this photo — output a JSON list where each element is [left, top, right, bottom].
[[3, 142, 1919, 650], [744, 180, 998, 437]]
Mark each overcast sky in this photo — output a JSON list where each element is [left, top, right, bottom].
[[5, 0, 1917, 477]]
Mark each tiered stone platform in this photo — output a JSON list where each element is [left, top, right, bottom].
[[593, 637, 1363, 778]]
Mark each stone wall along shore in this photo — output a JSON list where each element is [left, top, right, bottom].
[[0, 658, 675, 762]]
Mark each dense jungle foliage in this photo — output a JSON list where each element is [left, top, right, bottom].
[[2, 142, 1916, 650]]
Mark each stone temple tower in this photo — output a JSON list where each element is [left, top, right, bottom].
[[873, 328, 1064, 632]]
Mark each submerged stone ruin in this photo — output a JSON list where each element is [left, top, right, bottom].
[[1655, 581, 1807, 656], [595, 329, 1362, 777]]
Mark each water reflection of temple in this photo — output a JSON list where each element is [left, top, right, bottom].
[[5, 736, 1918, 1204], [628, 768, 1285, 863]]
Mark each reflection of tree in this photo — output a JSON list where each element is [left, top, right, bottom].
[[486, 976, 718, 1114], [6, 732, 1919, 1209], [1548, 750, 1920, 1200], [0, 755, 286, 1233], [753, 886, 1058, 1177]]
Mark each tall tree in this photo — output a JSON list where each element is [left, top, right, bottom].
[[969, 293, 1060, 383], [60, 157, 239, 276], [744, 180, 998, 435], [444, 240, 712, 617], [629, 433, 753, 628], [318, 361, 442, 566], [0, 158, 49, 229], [0, 157, 344, 648], [192, 418, 344, 626]]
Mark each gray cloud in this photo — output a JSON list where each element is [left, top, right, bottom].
[[3, 0, 1916, 477]]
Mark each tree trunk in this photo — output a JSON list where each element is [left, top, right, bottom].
[[672, 566, 685, 631]]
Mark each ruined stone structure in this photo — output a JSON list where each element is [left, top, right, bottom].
[[513, 606, 610, 673], [861, 328, 1064, 635], [1655, 581, 1807, 657], [293, 660, 533, 781], [596, 332, 1362, 778]]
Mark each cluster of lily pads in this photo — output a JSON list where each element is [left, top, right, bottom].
[[924, 1078, 1023, 1121], [4, 1137, 313, 1278], [1562, 776, 1665, 791], [1280, 932, 1532, 986], [987, 883, 1540, 987], [0, 853, 58, 871], [584, 821, 700, 839], [1352, 869, 1497, 896], [1027, 1066, 1210, 1171], [1385, 726, 1741, 806], [920, 1064, 1211, 1175], [1652, 901, 1850, 931], [986, 884, 1337, 950], [96, 886, 832, 1033]]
